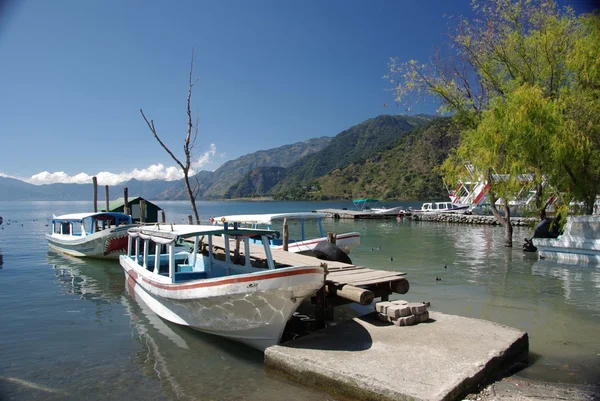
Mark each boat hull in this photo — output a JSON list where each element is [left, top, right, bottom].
[[533, 238, 600, 264], [532, 215, 600, 265], [121, 256, 324, 351], [46, 226, 132, 259], [370, 206, 405, 215]]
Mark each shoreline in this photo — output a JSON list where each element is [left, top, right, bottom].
[[467, 376, 600, 400]]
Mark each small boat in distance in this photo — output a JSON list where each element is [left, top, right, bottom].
[[352, 198, 406, 216], [419, 202, 471, 213], [119, 223, 325, 351], [533, 215, 600, 264], [212, 212, 360, 254], [47, 212, 135, 259]]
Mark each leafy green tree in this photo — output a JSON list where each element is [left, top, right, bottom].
[[387, 0, 600, 246]]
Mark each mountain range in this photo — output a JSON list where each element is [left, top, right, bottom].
[[0, 114, 459, 202]]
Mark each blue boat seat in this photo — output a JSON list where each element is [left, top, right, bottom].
[[174, 271, 207, 282]]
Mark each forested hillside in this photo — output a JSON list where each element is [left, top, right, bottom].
[[272, 117, 459, 200], [270, 114, 434, 196], [224, 167, 287, 199]]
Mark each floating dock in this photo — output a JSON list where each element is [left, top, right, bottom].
[[314, 208, 401, 219], [266, 312, 529, 401]]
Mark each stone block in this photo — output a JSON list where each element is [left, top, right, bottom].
[[407, 302, 428, 315], [375, 301, 393, 314], [415, 311, 430, 323], [386, 304, 411, 318], [391, 315, 416, 326]]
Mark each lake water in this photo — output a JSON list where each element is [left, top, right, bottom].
[[0, 200, 599, 400]]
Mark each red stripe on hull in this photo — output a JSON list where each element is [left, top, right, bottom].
[[137, 267, 323, 291]]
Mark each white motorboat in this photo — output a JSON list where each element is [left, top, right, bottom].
[[532, 215, 600, 264], [419, 202, 470, 213], [352, 198, 406, 216], [46, 212, 135, 259], [212, 212, 360, 254], [119, 223, 325, 351]]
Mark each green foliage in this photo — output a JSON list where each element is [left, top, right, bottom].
[[390, 0, 600, 216]]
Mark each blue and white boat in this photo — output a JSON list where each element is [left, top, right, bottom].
[[119, 223, 325, 351], [46, 212, 135, 259], [213, 212, 360, 254]]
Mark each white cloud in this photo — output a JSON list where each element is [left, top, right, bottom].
[[19, 144, 218, 186], [191, 143, 217, 170]]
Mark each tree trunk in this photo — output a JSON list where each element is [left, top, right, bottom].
[[535, 182, 546, 220], [487, 172, 513, 247], [184, 175, 200, 224]]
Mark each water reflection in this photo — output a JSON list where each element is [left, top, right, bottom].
[[47, 251, 124, 303], [532, 259, 600, 315], [0, 248, 3, 269], [122, 289, 329, 401]]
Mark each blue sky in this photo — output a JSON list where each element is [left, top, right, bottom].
[[0, 0, 595, 185]]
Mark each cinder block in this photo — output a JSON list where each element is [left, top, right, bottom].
[[407, 302, 428, 315], [391, 315, 416, 326], [386, 304, 411, 318], [375, 301, 393, 314], [377, 313, 391, 323], [414, 311, 430, 323]]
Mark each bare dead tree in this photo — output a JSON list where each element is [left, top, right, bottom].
[[140, 50, 201, 224]]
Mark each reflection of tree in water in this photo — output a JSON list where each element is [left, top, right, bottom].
[[0, 249, 3, 268]]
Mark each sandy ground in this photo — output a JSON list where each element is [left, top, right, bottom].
[[465, 376, 600, 401]]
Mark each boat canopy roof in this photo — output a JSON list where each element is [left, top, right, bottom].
[[52, 212, 132, 223], [127, 224, 279, 245], [214, 212, 327, 225], [353, 198, 379, 204]]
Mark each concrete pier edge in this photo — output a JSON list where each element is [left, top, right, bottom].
[[265, 312, 529, 401]]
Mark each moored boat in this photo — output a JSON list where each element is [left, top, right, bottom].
[[119, 223, 325, 351], [418, 202, 470, 213], [213, 212, 360, 254], [352, 198, 406, 216], [46, 212, 135, 259], [532, 215, 600, 264]]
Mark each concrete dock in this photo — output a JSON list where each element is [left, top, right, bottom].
[[265, 311, 528, 401]]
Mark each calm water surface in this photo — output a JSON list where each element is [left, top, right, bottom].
[[0, 200, 599, 400]]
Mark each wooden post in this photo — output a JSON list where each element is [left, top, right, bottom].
[[140, 200, 146, 223], [105, 185, 109, 212], [124, 187, 129, 216], [161, 210, 166, 223], [188, 215, 193, 224], [314, 262, 329, 330], [315, 286, 326, 330], [282, 218, 289, 251], [92, 177, 98, 212], [327, 232, 337, 245]]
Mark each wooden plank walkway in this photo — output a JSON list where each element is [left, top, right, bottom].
[[209, 236, 407, 295]]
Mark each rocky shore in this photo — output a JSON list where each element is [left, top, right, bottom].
[[411, 212, 537, 226]]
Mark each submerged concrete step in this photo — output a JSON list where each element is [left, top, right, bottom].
[[265, 311, 528, 401]]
